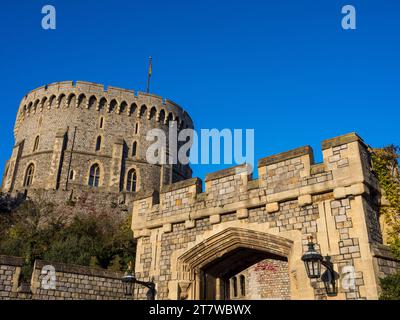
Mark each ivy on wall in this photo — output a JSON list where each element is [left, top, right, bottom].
[[371, 145, 400, 260]]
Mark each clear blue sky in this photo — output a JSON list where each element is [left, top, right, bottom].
[[1, 0, 399, 183]]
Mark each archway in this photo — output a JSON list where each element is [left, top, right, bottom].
[[176, 227, 293, 300]]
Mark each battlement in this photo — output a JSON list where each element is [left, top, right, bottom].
[[131, 132, 379, 235], [17, 81, 193, 129]]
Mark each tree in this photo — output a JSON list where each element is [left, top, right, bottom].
[[0, 198, 135, 281], [380, 271, 400, 300]]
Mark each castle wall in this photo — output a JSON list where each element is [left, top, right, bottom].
[[0, 255, 128, 300], [2, 81, 193, 198], [131, 133, 399, 300]]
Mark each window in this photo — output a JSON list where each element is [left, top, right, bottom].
[[126, 169, 137, 192], [69, 170, 75, 180], [24, 164, 35, 187], [135, 123, 139, 135], [99, 117, 104, 129], [88, 164, 100, 187], [33, 135, 40, 152], [132, 141, 137, 157], [240, 275, 246, 296], [232, 277, 238, 298], [95, 136, 102, 151]]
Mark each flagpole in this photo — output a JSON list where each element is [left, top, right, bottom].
[[146, 56, 152, 93]]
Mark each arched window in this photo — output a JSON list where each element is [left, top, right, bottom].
[[33, 135, 40, 152], [95, 136, 102, 151], [69, 170, 75, 180], [88, 164, 100, 187], [126, 169, 137, 192], [240, 275, 246, 297], [132, 141, 137, 157], [232, 277, 238, 298], [24, 164, 35, 187]]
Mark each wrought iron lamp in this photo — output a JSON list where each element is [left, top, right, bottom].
[[301, 237, 338, 296], [121, 261, 156, 300]]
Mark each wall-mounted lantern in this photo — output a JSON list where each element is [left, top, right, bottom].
[[301, 237, 339, 297], [121, 261, 156, 300]]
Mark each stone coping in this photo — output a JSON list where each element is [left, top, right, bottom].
[[258, 146, 313, 168], [204, 164, 249, 182], [371, 244, 400, 261], [321, 132, 365, 150], [161, 177, 202, 194], [34, 260, 124, 280], [0, 255, 24, 267]]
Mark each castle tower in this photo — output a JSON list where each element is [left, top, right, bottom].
[[1, 81, 193, 198]]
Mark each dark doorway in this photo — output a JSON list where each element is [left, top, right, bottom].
[[199, 247, 288, 300]]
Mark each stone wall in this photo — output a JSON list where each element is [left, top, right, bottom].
[[0, 255, 128, 300], [131, 133, 400, 300], [2, 81, 193, 198], [231, 258, 290, 300]]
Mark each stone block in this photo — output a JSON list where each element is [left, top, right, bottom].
[[162, 223, 172, 233], [266, 202, 279, 214], [184, 220, 195, 229], [333, 187, 346, 199], [210, 214, 221, 224], [237, 208, 249, 219], [298, 194, 312, 206]]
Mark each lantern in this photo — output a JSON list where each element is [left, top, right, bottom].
[[301, 238, 323, 279]]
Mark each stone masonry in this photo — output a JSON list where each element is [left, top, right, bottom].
[[131, 133, 399, 300], [0, 255, 127, 300], [1, 81, 193, 204]]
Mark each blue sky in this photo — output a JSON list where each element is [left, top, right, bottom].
[[0, 0, 399, 183]]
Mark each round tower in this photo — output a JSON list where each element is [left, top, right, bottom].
[[1, 81, 193, 197]]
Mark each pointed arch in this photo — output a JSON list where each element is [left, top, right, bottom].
[[49, 95, 57, 109], [24, 163, 35, 187], [149, 107, 157, 120], [109, 99, 118, 113], [58, 94, 66, 108], [33, 99, 40, 113], [88, 95, 97, 109], [95, 135, 102, 151], [77, 93, 87, 108], [119, 101, 128, 114], [27, 101, 33, 114], [88, 163, 101, 187], [98, 97, 107, 111], [177, 227, 293, 276], [40, 96, 47, 110], [126, 168, 137, 192], [129, 103, 137, 116], [67, 93, 76, 108], [158, 109, 166, 123], [139, 105, 147, 118], [33, 135, 40, 152]]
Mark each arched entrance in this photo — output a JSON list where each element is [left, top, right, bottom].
[[176, 227, 293, 300]]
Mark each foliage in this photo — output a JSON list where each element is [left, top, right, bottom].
[[379, 271, 400, 300], [0, 199, 135, 281], [371, 145, 400, 260]]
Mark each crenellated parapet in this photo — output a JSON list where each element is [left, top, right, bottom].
[[132, 132, 378, 236], [16, 80, 193, 134]]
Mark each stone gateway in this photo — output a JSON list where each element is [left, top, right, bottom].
[[131, 133, 399, 300]]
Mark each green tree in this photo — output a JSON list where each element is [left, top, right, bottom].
[[380, 271, 400, 300], [0, 199, 135, 280]]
